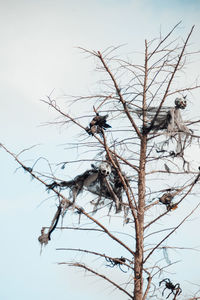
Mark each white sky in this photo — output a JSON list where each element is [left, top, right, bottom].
[[1, 1, 200, 299]]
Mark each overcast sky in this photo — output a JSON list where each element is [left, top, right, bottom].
[[1, 1, 200, 300]]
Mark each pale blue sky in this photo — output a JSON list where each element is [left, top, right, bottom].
[[1, 1, 200, 299]]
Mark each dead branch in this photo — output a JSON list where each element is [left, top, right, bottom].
[[144, 201, 200, 263], [56, 247, 134, 271], [59, 262, 132, 298]]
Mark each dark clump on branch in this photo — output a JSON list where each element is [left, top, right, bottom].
[[159, 192, 178, 211], [105, 256, 128, 273], [86, 113, 111, 135], [22, 166, 33, 173]]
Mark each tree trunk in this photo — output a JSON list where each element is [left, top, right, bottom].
[[134, 136, 147, 300]]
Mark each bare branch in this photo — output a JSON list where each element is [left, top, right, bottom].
[[97, 51, 142, 139], [144, 201, 200, 263], [59, 262, 133, 299]]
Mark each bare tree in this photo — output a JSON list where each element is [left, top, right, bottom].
[[2, 23, 200, 300]]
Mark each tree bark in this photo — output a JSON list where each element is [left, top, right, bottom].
[[134, 136, 147, 300]]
